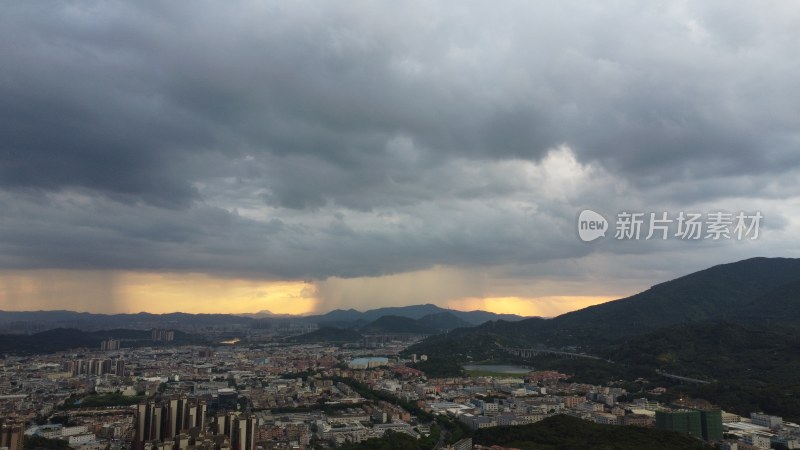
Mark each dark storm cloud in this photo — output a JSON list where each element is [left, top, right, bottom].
[[1, 0, 798, 281], [1, 1, 562, 205], [0, 6, 214, 207], [0, 186, 592, 279]]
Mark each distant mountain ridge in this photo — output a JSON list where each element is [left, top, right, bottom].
[[552, 256, 800, 333], [358, 315, 436, 335], [0, 310, 257, 333], [408, 257, 800, 350], [305, 303, 527, 325], [404, 257, 800, 421], [0, 328, 195, 355], [415, 311, 473, 332], [3, 258, 795, 338], [289, 311, 474, 342], [0, 304, 526, 333], [236, 310, 298, 319]]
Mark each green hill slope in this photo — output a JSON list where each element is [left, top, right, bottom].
[[473, 414, 713, 450], [359, 315, 435, 334]]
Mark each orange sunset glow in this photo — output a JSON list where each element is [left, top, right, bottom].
[[447, 295, 618, 318], [117, 273, 319, 315], [0, 269, 618, 317]]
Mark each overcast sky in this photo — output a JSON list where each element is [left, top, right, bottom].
[[1, 0, 799, 315]]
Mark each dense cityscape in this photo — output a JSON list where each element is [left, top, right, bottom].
[[2, 324, 798, 450], [3, 1, 800, 449]]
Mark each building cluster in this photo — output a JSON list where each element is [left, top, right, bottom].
[[1, 337, 798, 450], [101, 340, 121, 351], [133, 398, 208, 450], [25, 423, 107, 449], [64, 359, 127, 377], [413, 377, 637, 430], [151, 330, 175, 342], [346, 357, 388, 370], [716, 412, 800, 449]]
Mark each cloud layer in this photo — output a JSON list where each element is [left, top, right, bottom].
[[1, 1, 799, 312]]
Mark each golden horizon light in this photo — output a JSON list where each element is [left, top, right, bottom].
[[447, 295, 619, 318], [0, 269, 619, 318]]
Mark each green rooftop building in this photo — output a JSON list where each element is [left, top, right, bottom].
[[698, 409, 723, 441], [655, 409, 702, 438], [655, 408, 723, 441]]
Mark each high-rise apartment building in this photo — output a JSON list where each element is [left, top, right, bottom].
[[133, 398, 206, 450], [214, 413, 255, 450], [100, 339, 120, 351], [0, 419, 24, 450]]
